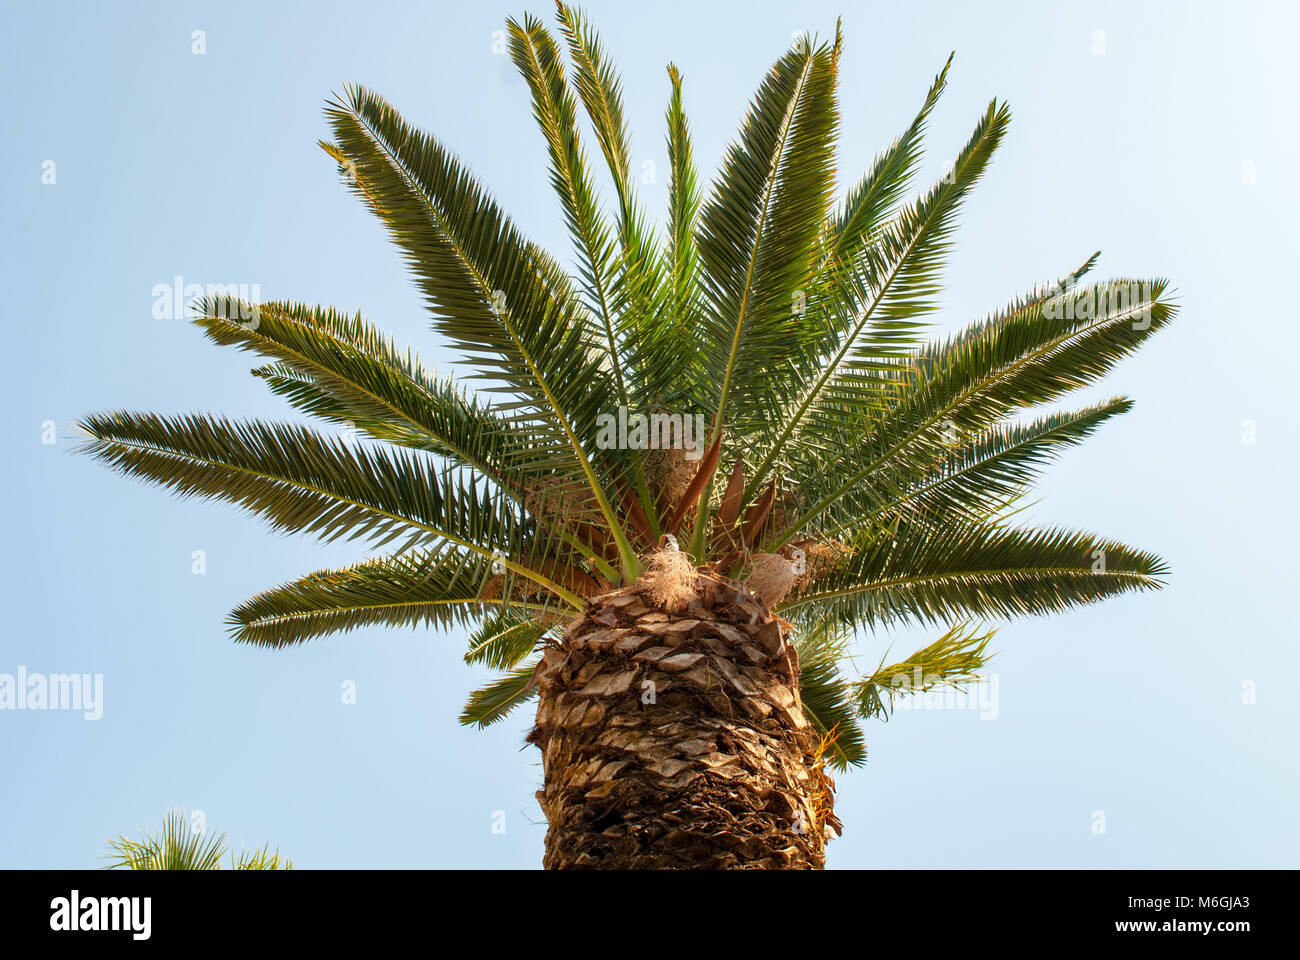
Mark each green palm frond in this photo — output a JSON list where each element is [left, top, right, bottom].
[[793, 619, 867, 769], [780, 520, 1167, 629], [771, 273, 1174, 547], [323, 84, 644, 577], [194, 297, 544, 478], [105, 808, 226, 870], [227, 544, 574, 648], [464, 606, 552, 669], [554, 2, 660, 302], [823, 54, 951, 269], [664, 63, 700, 327], [192, 297, 622, 577], [825, 396, 1136, 532], [622, 62, 701, 411], [75, 412, 589, 604], [556, 2, 630, 200], [923, 277, 1175, 423], [322, 83, 579, 388], [508, 12, 625, 395], [460, 660, 541, 728], [857, 622, 995, 720], [788, 54, 956, 423], [695, 32, 840, 437], [748, 99, 1011, 507], [105, 807, 290, 870], [232, 845, 294, 870]]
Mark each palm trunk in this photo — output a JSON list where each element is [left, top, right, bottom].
[[528, 575, 840, 869]]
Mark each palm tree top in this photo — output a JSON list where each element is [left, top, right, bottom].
[[105, 807, 292, 870], [80, 3, 1174, 769]]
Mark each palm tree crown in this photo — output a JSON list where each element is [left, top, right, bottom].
[[81, 3, 1173, 771], [106, 807, 291, 870]]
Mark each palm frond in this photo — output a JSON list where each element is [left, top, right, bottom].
[[554, 2, 661, 308], [227, 544, 575, 648], [622, 62, 702, 412], [748, 99, 1012, 506], [825, 396, 1136, 533], [232, 845, 293, 870], [324, 85, 644, 577], [193, 297, 543, 481], [780, 520, 1167, 628], [823, 53, 951, 268], [322, 84, 580, 392], [459, 660, 541, 728], [508, 12, 626, 398], [793, 619, 867, 769], [464, 606, 551, 669], [105, 808, 227, 870], [857, 622, 995, 720], [696, 33, 840, 434], [773, 273, 1173, 546], [75, 412, 589, 604], [665, 63, 701, 328], [104, 807, 288, 870]]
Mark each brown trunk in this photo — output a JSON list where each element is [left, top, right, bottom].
[[527, 575, 840, 869]]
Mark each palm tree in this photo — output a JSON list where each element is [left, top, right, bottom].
[[80, 5, 1174, 869], [106, 808, 291, 870]]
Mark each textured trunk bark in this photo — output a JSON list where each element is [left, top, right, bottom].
[[528, 574, 840, 869]]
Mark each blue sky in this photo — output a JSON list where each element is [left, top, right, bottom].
[[2, 0, 1297, 868]]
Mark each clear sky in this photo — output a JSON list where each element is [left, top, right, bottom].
[[2, 0, 1297, 868]]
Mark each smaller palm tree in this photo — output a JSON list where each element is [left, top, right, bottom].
[[105, 807, 291, 870]]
